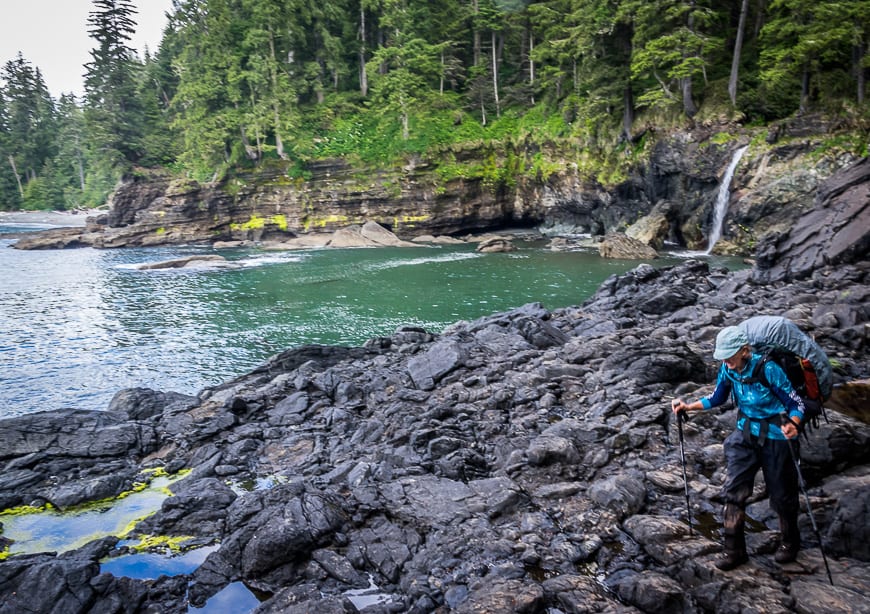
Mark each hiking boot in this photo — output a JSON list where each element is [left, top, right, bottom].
[[717, 525, 748, 571], [774, 543, 799, 564], [776, 512, 800, 564], [716, 550, 749, 571]]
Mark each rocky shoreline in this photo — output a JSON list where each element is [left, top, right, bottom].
[[1, 160, 869, 612], [0, 258, 867, 613]]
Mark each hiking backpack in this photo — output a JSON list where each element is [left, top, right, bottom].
[[738, 315, 832, 435]]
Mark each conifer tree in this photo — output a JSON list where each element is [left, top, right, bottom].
[[84, 0, 145, 164], [0, 55, 57, 209]]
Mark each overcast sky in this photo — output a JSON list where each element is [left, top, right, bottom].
[[0, 0, 173, 98]]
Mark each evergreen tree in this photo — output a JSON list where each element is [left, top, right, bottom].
[[0, 54, 58, 209], [84, 0, 146, 164], [367, 0, 443, 139], [171, 0, 255, 176], [0, 86, 22, 210], [46, 95, 90, 209], [630, 0, 723, 118]]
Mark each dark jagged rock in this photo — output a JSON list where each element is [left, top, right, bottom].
[[1, 159, 870, 613], [0, 409, 159, 509], [2, 256, 867, 613], [753, 156, 870, 282]]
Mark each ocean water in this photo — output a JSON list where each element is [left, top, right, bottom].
[[0, 224, 741, 418]]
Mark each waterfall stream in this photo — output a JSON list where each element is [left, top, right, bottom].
[[705, 145, 748, 254]]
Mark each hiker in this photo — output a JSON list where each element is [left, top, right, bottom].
[[672, 325, 805, 570]]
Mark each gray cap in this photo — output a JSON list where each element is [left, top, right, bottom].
[[713, 326, 749, 360]]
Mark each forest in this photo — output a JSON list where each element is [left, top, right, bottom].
[[0, 0, 868, 211]]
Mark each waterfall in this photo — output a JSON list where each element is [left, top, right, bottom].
[[705, 145, 748, 254]]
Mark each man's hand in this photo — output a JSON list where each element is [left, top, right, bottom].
[[781, 414, 801, 439]]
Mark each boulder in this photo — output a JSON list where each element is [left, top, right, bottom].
[[598, 233, 659, 259], [475, 237, 516, 253], [626, 201, 672, 249], [135, 255, 232, 270], [326, 222, 416, 248]]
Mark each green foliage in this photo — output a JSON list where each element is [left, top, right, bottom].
[[0, 0, 867, 207]]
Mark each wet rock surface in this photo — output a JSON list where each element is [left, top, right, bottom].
[[1, 253, 869, 613]]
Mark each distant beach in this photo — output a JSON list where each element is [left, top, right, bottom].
[[0, 210, 99, 227]]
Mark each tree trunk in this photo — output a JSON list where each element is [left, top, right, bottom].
[[681, 0, 698, 118], [622, 83, 634, 141], [856, 42, 866, 105], [754, 0, 766, 38], [440, 50, 445, 95], [728, 0, 750, 106], [267, 27, 287, 159], [472, 0, 481, 67], [359, 5, 368, 97], [529, 31, 535, 105], [74, 134, 86, 189], [8, 155, 23, 197], [401, 95, 409, 140], [491, 31, 500, 118], [799, 67, 810, 114], [681, 78, 697, 117]]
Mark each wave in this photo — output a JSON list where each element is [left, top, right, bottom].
[[237, 253, 306, 267], [362, 251, 481, 271], [665, 250, 711, 259]]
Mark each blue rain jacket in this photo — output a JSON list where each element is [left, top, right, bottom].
[[700, 353, 806, 440]]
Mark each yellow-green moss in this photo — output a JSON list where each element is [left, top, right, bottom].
[[393, 214, 429, 229], [117, 514, 157, 538], [124, 533, 199, 553], [155, 227, 166, 235], [0, 502, 55, 516], [302, 214, 350, 232], [138, 466, 170, 479], [230, 215, 266, 232], [230, 214, 290, 232], [270, 214, 288, 231]]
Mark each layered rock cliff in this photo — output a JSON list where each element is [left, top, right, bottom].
[[13, 118, 867, 256]]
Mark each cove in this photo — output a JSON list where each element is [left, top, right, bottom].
[[0, 233, 747, 419]]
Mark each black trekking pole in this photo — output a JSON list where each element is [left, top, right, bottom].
[[674, 404, 693, 535], [781, 413, 834, 585]]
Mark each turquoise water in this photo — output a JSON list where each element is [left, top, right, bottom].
[[0, 225, 742, 417]]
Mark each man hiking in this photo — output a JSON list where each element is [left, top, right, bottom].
[[672, 325, 805, 570]]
